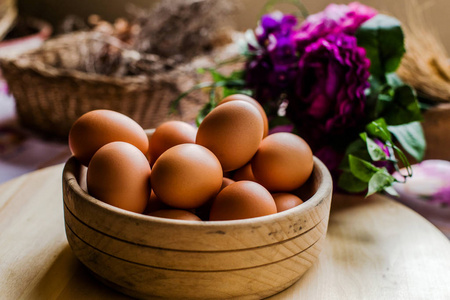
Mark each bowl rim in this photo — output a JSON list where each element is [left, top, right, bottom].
[[63, 153, 332, 228]]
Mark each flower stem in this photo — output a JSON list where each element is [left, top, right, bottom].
[[260, 0, 309, 20]]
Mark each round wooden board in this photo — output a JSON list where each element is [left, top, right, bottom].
[[0, 164, 449, 299]]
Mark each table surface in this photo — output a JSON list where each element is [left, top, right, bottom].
[[1, 164, 450, 300]]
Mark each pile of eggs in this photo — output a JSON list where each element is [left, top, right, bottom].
[[68, 94, 314, 221]]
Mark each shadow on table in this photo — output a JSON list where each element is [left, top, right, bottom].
[[33, 244, 132, 299]]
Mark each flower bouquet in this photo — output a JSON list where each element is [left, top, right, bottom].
[[174, 1, 426, 196]]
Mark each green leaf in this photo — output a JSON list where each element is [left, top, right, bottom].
[[366, 118, 392, 142], [209, 69, 227, 82], [339, 139, 371, 171], [222, 87, 252, 98], [386, 72, 404, 88], [367, 169, 395, 196], [196, 87, 218, 126], [392, 144, 413, 178], [337, 171, 368, 193], [260, 0, 309, 19], [384, 185, 399, 197], [356, 14, 405, 77], [360, 132, 387, 161], [383, 85, 422, 125], [348, 155, 380, 183], [196, 68, 206, 74], [170, 81, 215, 113], [195, 101, 214, 127], [388, 121, 426, 161], [376, 93, 393, 117], [228, 70, 246, 81], [269, 115, 292, 128]]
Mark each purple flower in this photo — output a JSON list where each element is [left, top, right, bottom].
[[255, 11, 298, 46], [431, 186, 450, 205], [373, 139, 395, 173], [393, 160, 450, 206], [268, 34, 298, 66], [315, 146, 344, 176], [287, 33, 370, 150], [295, 2, 377, 49], [245, 7, 373, 172], [245, 54, 288, 108], [246, 11, 300, 105], [268, 124, 294, 135], [373, 139, 390, 156]]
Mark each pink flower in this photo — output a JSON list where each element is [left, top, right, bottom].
[[394, 160, 450, 205], [295, 2, 377, 49], [373, 139, 395, 173], [315, 146, 343, 176], [287, 33, 370, 152], [432, 186, 450, 205]]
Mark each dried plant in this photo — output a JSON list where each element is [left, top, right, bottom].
[[397, 1, 450, 103], [131, 0, 238, 60], [54, 0, 239, 77]]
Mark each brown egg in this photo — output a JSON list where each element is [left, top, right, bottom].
[[232, 162, 256, 182], [148, 121, 197, 166], [195, 177, 235, 221], [251, 132, 313, 192], [87, 142, 151, 213], [221, 177, 235, 190], [196, 100, 264, 172], [219, 94, 269, 137], [148, 209, 201, 221], [151, 143, 223, 209], [69, 109, 149, 166], [143, 190, 167, 214], [272, 193, 303, 212], [209, 181, 277, 221]]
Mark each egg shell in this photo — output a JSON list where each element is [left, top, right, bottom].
[[196, 100, 264, 172], [219, 94, 269, 137], [87, 141, 151, 213], [148, 209, 202, 221], [209, 180, 277, 221], [69, 109, 149, 166], [220, 177, 235, 190], [232, 162, 256, 182], [148, 121, 197, 166], [272, 193, 304, 212], [251, 132, 314, 192], [143, 190, 168, 214], [151, 143, 223, 209], [194, 177, 235, 221]]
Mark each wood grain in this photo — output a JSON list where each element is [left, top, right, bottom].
[[1, 165, 450, 299], [421, 103, 450, 161], [63, 154, 331, 251], [62, 156, 332, 299], [67, 228, 325, 300], [64, 205, 328, 270]]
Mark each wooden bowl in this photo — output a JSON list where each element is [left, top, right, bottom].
[[62, 135, 333, 299]]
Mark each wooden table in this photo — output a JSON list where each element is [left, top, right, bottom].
[[1, 164, 450, 299]]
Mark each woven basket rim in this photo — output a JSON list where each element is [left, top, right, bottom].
[[0, 31, 177, 87], [0, 57, 153, 85]]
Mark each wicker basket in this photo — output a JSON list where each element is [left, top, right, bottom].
[[0, 31, 219, 138]]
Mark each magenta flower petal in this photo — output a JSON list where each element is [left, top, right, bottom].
[[394, 160, 450, 205], [288, 33, 370, 150], [295, 2, 377, 49]]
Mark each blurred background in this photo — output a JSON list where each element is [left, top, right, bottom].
[[17, 0, 450, 51]]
